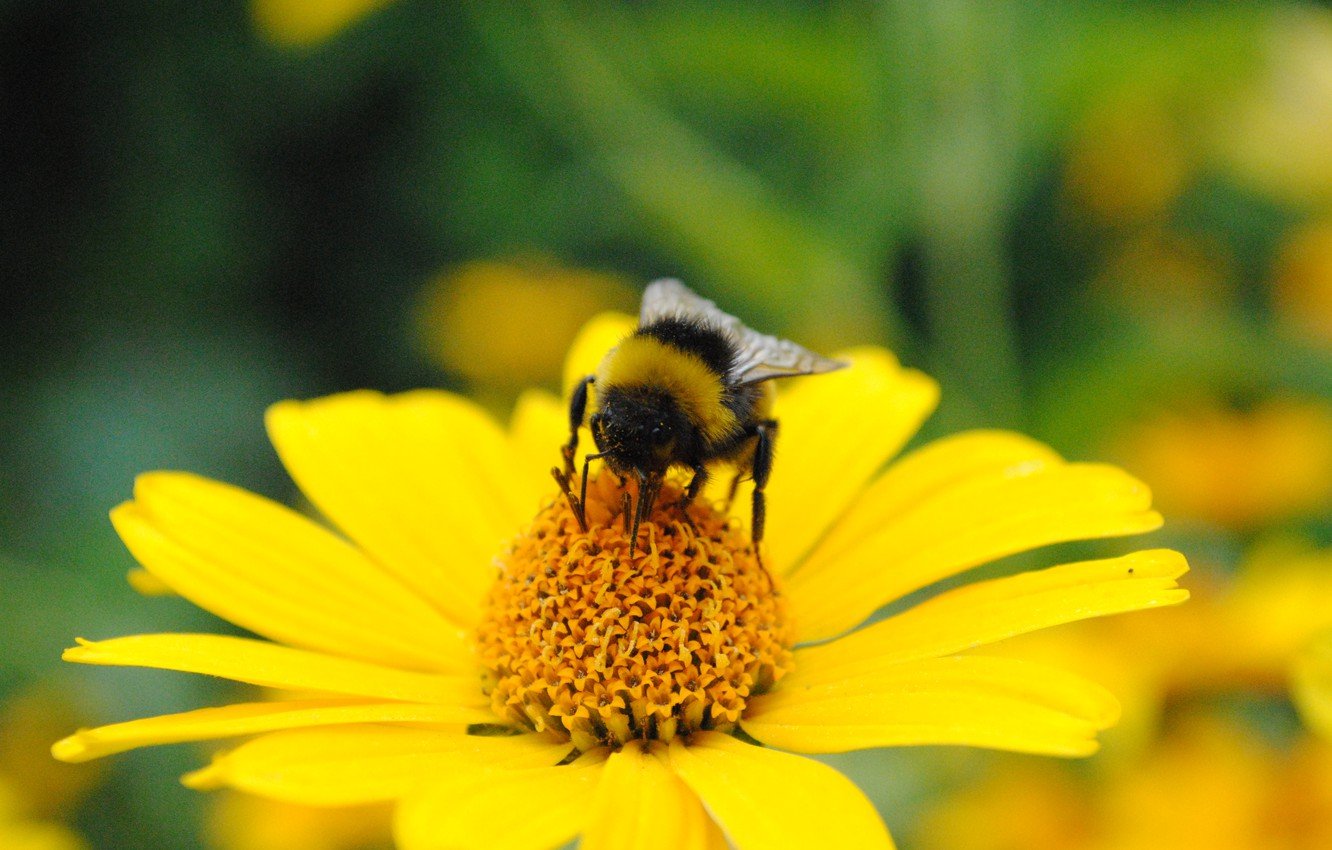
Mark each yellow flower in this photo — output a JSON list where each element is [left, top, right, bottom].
[[251, 0, 395, 46], [915, 714, 1332, 850], [1295, 629, 1332, 741], [54, 315, 1186, 849], [1111, 398, 1332, 531], [1063, 95, 1190, 227], [910, 762, 1091, 850], [1092, 230, 1233, 314], [1215, 8, 1332, 207], [0, 690, 97, 850], [207, 792, 392, 850], [0, 781, 87, 850], [415, 259, 636, 396], [0, 688, 101, 821], [1272, 220, 1332, 347]]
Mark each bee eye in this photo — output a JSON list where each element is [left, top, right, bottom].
[[651, 425, 665, 442]]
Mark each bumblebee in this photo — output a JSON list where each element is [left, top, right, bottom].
[[557, 279, 845, 553]]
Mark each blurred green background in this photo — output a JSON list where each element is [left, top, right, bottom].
[[5, 1, 1332, 848]]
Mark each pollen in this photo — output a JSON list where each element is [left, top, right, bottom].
[[476, 471, 794, 751]]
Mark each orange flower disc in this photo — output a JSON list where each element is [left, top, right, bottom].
[[477, 472, 794, 752]]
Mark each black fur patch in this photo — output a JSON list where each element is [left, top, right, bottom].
[[637, 317, 737, 377]]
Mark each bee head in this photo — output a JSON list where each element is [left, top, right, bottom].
[[591, 387, 690, 477]]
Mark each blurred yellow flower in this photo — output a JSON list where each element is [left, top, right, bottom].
[[0, 689, 100, 820], [1063, 97, 1190, 227], [0, 691, 93, 850], [1215, 8, 1332, 206], [208, 792, 391, 850], [1112, 398, 1332, 530], [251, 0, 395, 47], [1272, 220, 1332, 346], [415, 259, 636, 396], [916, 715, 1332, 850], [1201, 543, 1332, 694], [1295, 630, 1332, 742], [1092, 230, 1233, 312], [0, 780, 87, 850], [55, 315, 1186, 848], [912, 761, 1092, 850]]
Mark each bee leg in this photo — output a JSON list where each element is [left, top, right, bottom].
[[551, 467, 585, 532], [575, 450, 606, 533], [643, 472, 664, 517], [626, 472, 668, 555], [675, 463, 708, 531], [750, 419, 777, 562], [629, 471, 649, 556], [723, 472, 742, 511], [562, 375, 595, 477], [621, 490, 634, 536]]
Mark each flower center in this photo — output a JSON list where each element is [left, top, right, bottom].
[[476, 471, 794, 750]]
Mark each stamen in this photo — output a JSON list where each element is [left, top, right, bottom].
[[476, 471, 794, 749]]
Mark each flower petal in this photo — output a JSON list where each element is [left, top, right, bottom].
[[63, 634, 484, 706], [395, 753, 604, 850], [742, 655, 1118, 757], [185, 726, 570, 806], [51, 699, 494, 763], [113, 472, 470, 672], [789, 461, 1163, 641], [562, 312, 636, 395], [581, 743, 723, 850], [796, 550, 1189, 675], [266, 391, 526, 626], [509, 389, 569, 497], [800, 429, 1063, 570], [762, 348, 939, 574], [667, 733, 894, 850], [126, 567, 174, 596]]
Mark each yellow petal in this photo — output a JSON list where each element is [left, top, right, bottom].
[[802, 429, 1064, 569], [509, 389, 569, 497], [667, 732, 894, 850], [126, 567, 174, 596], [114, 472, 470, 672], [743, 655, 1119, 757], [562, 312, 636, 396], [251, 0, 393, 47], [789, 461, 1162, 641], [185, 726, 570, 806], [266, 390, 526, 626], [762, 348, 939, 574], [582, 743, 721, 850], [52, 699, 493, 763], [395, 753, 604, 850], [1293, 630, 1332, 740], [63, 634, 483, 706], [796, 550, 1189, 677]]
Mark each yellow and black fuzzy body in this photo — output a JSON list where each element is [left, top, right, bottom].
[[593, 318, 772, 478], [558, 280, 845, 554]]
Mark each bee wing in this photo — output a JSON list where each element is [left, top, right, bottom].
[[728, 329, 848, 384], [639, 278, 847, 384], [639, 278, 726, 326]]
